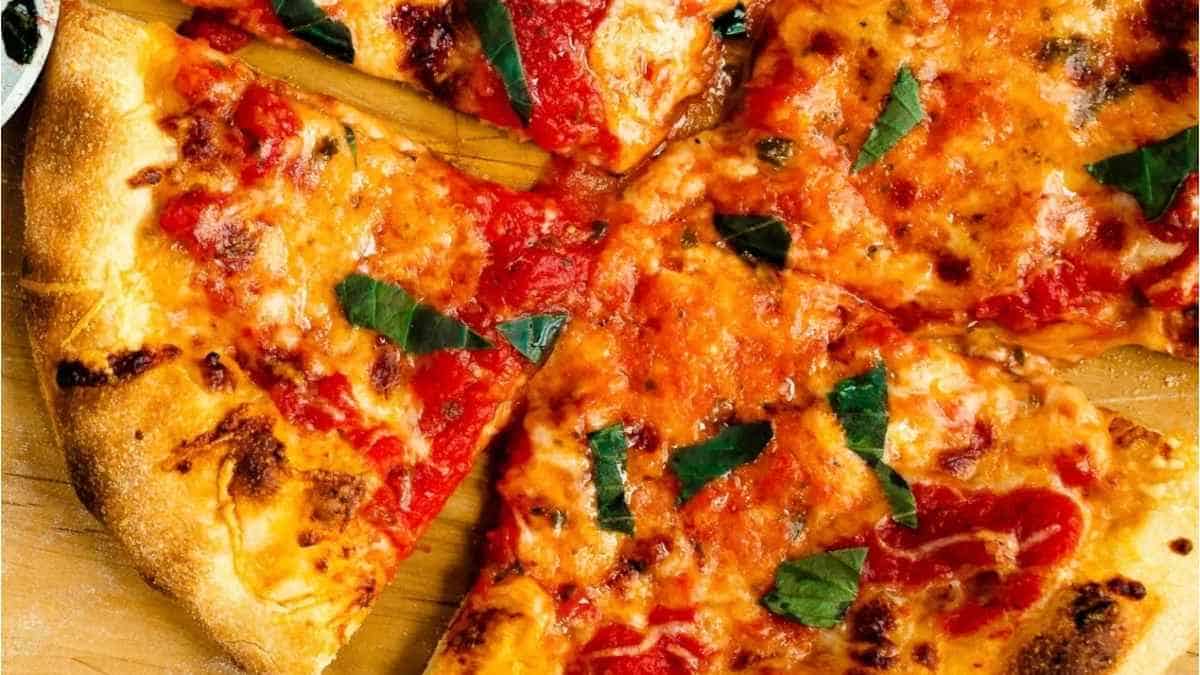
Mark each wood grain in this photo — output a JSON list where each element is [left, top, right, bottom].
[[1, 5, 1196, 673]]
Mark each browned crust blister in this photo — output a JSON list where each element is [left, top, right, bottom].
[[22, 3, 391, 673]]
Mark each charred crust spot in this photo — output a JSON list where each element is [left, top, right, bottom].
[[65, 448, 104, 519], [57, 346, 181, 389], [127, 166, 164, 186], [200, 352, 235, 391], [1071, 583, 1118, 631], [1104, 576, 1146, 600], [1170, 537, 1194, 554], [370, 343, 407, 395], [305, 470, 367, 527], [134, 429, 145, 441], [849, 598, 896, 644], [1010, 584, 1125, 675], [389, 3, 459, 93], [174, 458, 193, 474], [225, 416, 288, 501], [911, 642, 938, 669], [851, 643, 898, 669]]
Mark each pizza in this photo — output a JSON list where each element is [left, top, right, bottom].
[[17, 0, 1197, 673], [424, 155, 1198, 674], [175, 0, 758, 171], [611, 0, 1199, 359], [23, 2, 614, 670]]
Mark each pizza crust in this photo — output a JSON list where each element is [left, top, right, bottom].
[[23, 3, 391, 672]]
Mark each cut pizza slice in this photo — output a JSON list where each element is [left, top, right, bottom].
[[22, 2, 612, 671], [177, 0, 761, 171], [425, 184, 1197, 673], [615, 0, 1199, 359]]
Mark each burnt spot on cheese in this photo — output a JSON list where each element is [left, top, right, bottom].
[[57, 345, 182, 389], [127, 166, 164, 187], [935, 253, 972, 284], [181, 115, 221, 164], [937, 420, 993, 478], [625, 421, 661, 453], [1144, 0, 1199, 42], [223, 415, 289, 500], [1170, 537, 1194, 554], [199, 351, 235, 391], [1104, 576, 1146, 600], [305, 470, 367, 528], [849, 598, 896, 644], [911, 642, 938, 669], [851, 643, 899, 669], [389, 3, 460, 93], [1010, 583, 1125, 675], [354, 578, 378, 608], [447, 607, 513, 652], [807, 30, 841, 57], [370, 341, 407, 395], [1122, 46, 1195, 101]]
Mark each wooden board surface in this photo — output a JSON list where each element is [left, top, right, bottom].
[[1, 4, 1197, 672]]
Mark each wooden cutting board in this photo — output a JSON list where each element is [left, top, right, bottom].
[[1, 4, 1196, 672]]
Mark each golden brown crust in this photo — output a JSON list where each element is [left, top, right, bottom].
[[23, 3, 392, 672]]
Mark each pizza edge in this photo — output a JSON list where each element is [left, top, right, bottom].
[[21, 4, 386, 673]]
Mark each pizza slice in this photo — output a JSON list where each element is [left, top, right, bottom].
[[176, 0, 761, 172], [424, 172, 1197, 673], [22, 2, 613, 671], [614, 0, 1198, 359]]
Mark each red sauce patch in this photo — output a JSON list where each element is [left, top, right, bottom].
[[178, 9, 253, 53], [842, 484, 1082, 635], [567, 607, 706, 675], [1054, 444, 1097, 488]]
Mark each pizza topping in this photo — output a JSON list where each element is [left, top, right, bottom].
[[568, 607, 705, 675], [305, 470, 367, 527], [1054, 444, 1097, 488], [828, 364, 917, 528], [761, 547, 868, 628], [755, 136, 794, 167], [467, 0, 532, 125], [497, 313, 569, 364], [588, 424, 634, 535], [177, 10, 253, 54], [234, 84, 301, 183], [226, 415, 288, 500], [199, 352, 235, 391], [56, 346, 182, 389], [713, 3, 748, 40], [1085, 126, 1199, 220], [851, 66, 924, 173], [336, 273, 492, 354], [848, 598, 895, 644], [268, 0, 354, 63], [668, 421, 773, 502], [1170, 537, 1194, 554], [713, 214, 791, 268]]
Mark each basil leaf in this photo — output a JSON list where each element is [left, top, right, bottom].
[[762, 548, 868, 628], [713, 214, 791, 268], [669, 421, 773, 502], [1085, 126, 1198, 220], [589, 424, 634, 535], [827, 363, 917, 528], [713, 3, 747, 39], [497, 313, 568, 364], [851, 65, 923, 173], [335, 273, 491, 354], [270, 0, 355, 63], [2, 0, 39, 65], [467, 0, 533, 125], [343, 124, 357, 167]]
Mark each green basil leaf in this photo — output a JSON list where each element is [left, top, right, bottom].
[[713, 214, 791, 268], [335, 273, 491, 354], [827, 363, 918, 528], [343, 124, 357, 167], [270, 0, 355, 63], [762, 547, 868, 628], [713, 3, 748, 39], [669, 421, 773, 502], [1085, 126, 1198, 220], [589, 424, 634, 535], [2, 0, 39, 65], [467, 0, 533, 125], [497, 313, 568, 364], [851, 65, 923, 173]]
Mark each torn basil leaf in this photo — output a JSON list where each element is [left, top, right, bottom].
[[335, 273, 491, 354], [497, 313, 568, 364], [827, 363, 917, 528], [467, 0, 533, 125], [589, 424, 634, 535], [1085, 126, 1198, 220], [851, 65, 923, 173], [270, 0, 355, 63], [762, 547, 868, 628], [669, 421, 773, 502], [713, 3, 748, 39], [2, 0, 39, 65], [714, 214, 791, 268], [757, 136, 794, 167]]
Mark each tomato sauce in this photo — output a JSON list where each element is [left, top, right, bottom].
[[466, 0, 618, 162], [567, 606, 707, 675], [177, 9, 253, 53], [840, 484, 1082, 635]]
